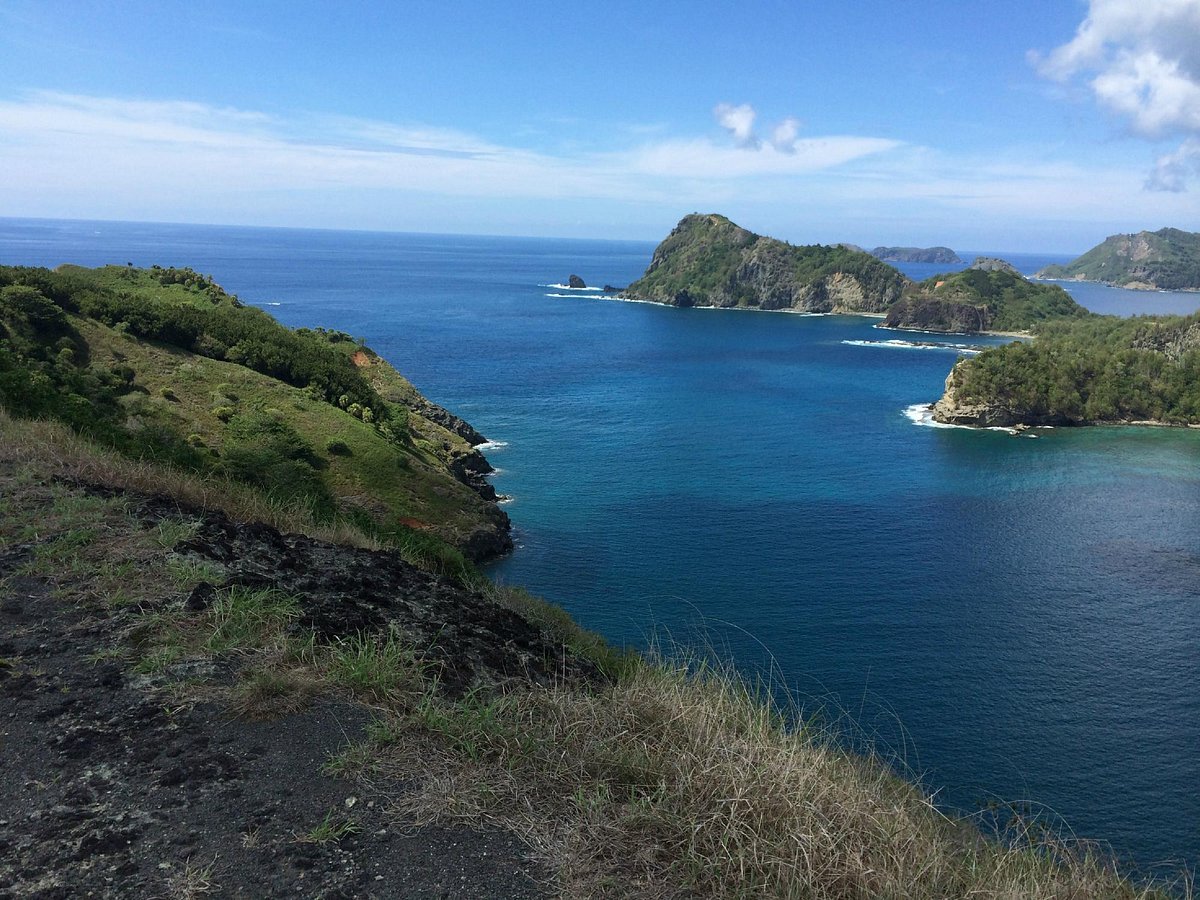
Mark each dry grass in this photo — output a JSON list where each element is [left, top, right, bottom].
[[362, 661, 1179, 899]]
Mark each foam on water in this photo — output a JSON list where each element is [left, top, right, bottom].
[[844, 339, 982, 355]]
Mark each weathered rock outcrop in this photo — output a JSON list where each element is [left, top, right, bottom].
[[622, 214, 909, 313], [567, 274, 587, 289], [931, 362, 1022, 427], [968, 257, 1021, 275], [884, 297, 991, 333]]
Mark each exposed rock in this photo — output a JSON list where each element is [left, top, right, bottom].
[[884, 297, 991, 333], [0, 494, 556, 898], [931, 362, 1020, 426], [968, 257, 1022, 275], [567, 274, 586, 289]]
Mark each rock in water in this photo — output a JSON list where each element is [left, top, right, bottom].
[[567, 274, 586, 288]]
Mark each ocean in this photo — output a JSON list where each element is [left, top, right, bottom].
[[2, 217, 1198, 876]]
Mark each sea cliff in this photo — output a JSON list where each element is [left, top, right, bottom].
[[622, 214, 908, 313]]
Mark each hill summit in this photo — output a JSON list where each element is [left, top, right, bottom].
[[622, 214, 908, 313], [1036, 228, 1200, 291]]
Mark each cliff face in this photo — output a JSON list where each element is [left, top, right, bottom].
[[624, 214, 909, 313], [931, 362, 1030, 427], [884, 266, 1087, 334], [1036, 228, 1200, 291]]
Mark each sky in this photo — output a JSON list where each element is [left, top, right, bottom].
[[0, 0, 1198, 252]]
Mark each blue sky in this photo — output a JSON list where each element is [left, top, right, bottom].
[[0, 0, 1197, 251]]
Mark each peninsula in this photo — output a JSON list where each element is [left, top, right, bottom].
[[621, 214, 908, 313], [1036, 227, 1200, 291], [931, 311, 1200, 427]]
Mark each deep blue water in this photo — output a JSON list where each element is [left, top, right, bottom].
[[3, 218, 1199, 877]]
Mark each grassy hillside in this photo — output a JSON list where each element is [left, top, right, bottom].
[[0, 264, 509, 567], [624, 214, 909, 312], [884, 266, 1090, 334], [1037, 228, 1200, 291]]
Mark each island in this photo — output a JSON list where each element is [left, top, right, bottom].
[[1035, 227, 1200, 291], [567, 274, 587, 288], [870, 246, 962, 265], [882, 263, 1089, 334], [621, 213, 908, 313]]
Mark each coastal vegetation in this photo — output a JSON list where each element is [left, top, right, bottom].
[[934, 311, 1200, 426], [623, 213, 908, 312], [1036, 228, 1200, 291], [884, 265, 1090, 334], [0, 264, 509, 565]]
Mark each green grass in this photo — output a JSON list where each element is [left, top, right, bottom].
[[325, 631, 427, 705], [299, 809, 361, 845], [204, 587, 299, 654]]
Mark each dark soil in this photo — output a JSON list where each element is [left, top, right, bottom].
[[0, 490, 571, 898]]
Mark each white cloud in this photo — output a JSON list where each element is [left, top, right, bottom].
[[713, 102, 759, 148], [1146, 136, 1200, 189], [771, 117, 802, 154], [0, 90, 1191, 246], [1034, 0, 1200, 187]]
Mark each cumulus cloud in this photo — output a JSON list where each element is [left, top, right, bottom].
[[1034, 0, 1200, 187], [770, 117, 802, 153], [713, 102, 759, 148]]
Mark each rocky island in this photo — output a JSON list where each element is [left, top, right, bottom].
[[1036, 227, 1200, 291], [870, 246, 962, 265], [883, 263, 1088, 334], [621, 213, 908, 313]]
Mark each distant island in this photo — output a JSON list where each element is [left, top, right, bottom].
[[1036, 227, 1200, 291], [621, 214, 907, 313], [883, 264, 1087, 334], [870, 246, 962, 265]]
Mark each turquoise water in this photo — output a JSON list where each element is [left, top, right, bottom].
[[3, 218, 1198, 876]]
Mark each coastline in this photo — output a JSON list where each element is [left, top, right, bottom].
[[1034, 275, 1200, 293], [875, 322, 1032, 339]]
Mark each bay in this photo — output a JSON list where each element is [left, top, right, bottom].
[[2, 217, 1198, 876]]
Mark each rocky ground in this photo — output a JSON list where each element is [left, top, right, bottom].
[[0, 481, 593, 898]]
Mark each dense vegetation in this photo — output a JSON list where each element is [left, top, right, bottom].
[[0, 264, 505, 569], [885, 267, 1090, 333], [946, 312, 1200, 424], [625, 214, 909, 312], [1037, 227, 1200, 291]]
